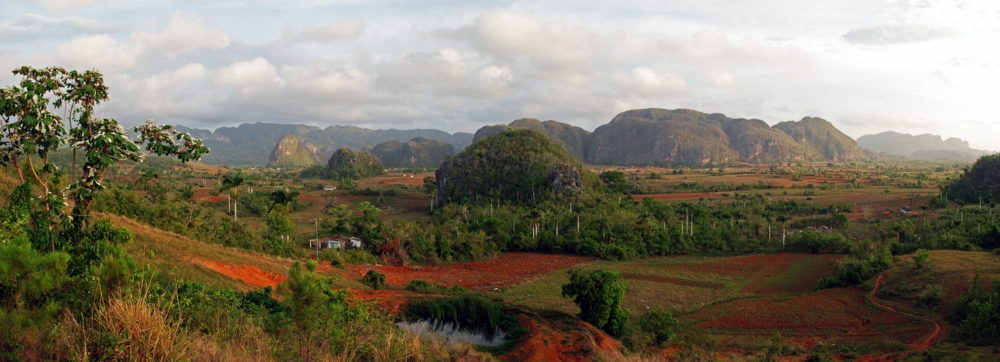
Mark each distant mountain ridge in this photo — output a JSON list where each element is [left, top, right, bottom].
[[368, 137, 455, 168], [474, 109, 870, 166], [857, 131, 991, 161], [175, 124, 473, 166]]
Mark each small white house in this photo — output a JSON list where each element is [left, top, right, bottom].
[[309, 236, 363, 250], [323, 185, 337, 191]]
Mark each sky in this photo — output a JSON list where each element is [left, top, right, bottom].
[[1, 0, 999, 150]]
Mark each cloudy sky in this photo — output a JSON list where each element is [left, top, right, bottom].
[[2, 0, 999, 150]]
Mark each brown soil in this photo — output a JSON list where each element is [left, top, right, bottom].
[[188, 256, 287, 288], [500, 314, 622, 362]]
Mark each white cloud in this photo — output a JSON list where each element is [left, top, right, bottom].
[[30, 0, 98, 11], [282, 22, 365, 43], [132, 13, 229, 57], [708, 71, 736, 89], [0, 14, 126, 42], [57, 34, 139, 69], [842, 25, 955, 45], [215, 57, 283, 88], [613, 67, 687, 97]]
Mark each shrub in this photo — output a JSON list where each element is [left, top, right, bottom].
[[913, 248, 930, 268], [561, 269, 629, 337], [915, 284, 944, 308], [362, 270, 387, 290], [405, 280, 467, 295], [638, 308, 679, 346]]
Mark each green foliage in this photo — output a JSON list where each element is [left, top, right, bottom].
[[818, 243, 893, 288], [405, 294, 525, 352], [371, 137, 455, 168], [561, 269, 629, 337], [326, 148, 385, 180], [913, 248, 930, 268], [362, 269, 386, 290], [423, 176, 436, 194], [787, 231, 849, 254], [404, 279, 467, 295], [435, 129, 595, 206], [277, 261, 347, 360], [638, 308, 679, 346], [0, 236, 71, 351], [948, 276, 1000, 344], [914, 284, 943, 308], [319, 248, 379, 268], [600, 170, 634, 194], [944, 154, 1000, 204]]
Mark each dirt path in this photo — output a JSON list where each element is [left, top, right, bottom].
[[870, 273, 943, 352]]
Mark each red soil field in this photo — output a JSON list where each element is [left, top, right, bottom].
[[188, 256, 287, 288], [348, 253, 593, 291], [500, 314, 622, 362]]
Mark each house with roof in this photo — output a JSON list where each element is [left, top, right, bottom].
[[309, 235, 363, 250]]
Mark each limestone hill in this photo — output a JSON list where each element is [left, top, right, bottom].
[[436, 129, 595, 205], [473, 119, 591, 160], [586, 109, 865, 166], [326, 148, 386, 180], [370, 137, 455, 168], [857, 131, 990, 161], [267, 134, 321, 168]]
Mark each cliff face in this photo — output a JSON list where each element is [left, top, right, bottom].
[[583, 109, 865, 166], [267, 134, 321, 167], [772, 117, 864, 162], [371, 137, 455, 168]]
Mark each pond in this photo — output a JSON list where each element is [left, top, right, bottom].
[[396, 319, 507, 347]]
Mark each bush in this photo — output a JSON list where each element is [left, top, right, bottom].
[[561, 269, 629, 337], [404, 280, 467, 295], [362, 270, 386, 290], [913, 248, 930, 268], [915, 284, 944, 308], [819, 245, 893, 288], [638, 308, 679, 346]]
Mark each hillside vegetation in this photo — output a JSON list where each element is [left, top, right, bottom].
[[267, 134, 321, 168], [944, 153, 1000, 204], [473, 118, 591, 160], [436, 129, 595, 205], [369, 137, 455, 168], [327, 148, 386, 180], [586, 109, 867, 166]]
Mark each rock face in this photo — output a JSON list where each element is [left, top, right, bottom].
[[267, 134, 321, 168], [472, 119, 591, 160], [326, 148, 385, 180], [370, 137, 455, 168], [585, 109, 866, 166], [857, 131, 991, 161], [772, 117, 864, 162], [436, 129, 594, 205], [945, 154, 1000, 204]]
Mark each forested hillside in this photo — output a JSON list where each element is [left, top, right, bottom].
[[369, 137, 455, 168], [436, 129, 596, 205]]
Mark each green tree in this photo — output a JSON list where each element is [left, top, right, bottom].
[[561, 269, 629, 337], [278, 261, 346, 360], [913, 248, 930, 269], [265, 204, 294, 240], [599, 170, 632, 194], [423, 176, 436, 194], [362, 270, 386, 290], [638, 308, 679, 346]]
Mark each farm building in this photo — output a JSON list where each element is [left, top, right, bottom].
[[900, 206, 912, 215], [309, 236, 363, 250], [323, 185, 337, 191]]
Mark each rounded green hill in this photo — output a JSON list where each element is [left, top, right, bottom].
[[326, 148, 385, 180], [435, 129, 595, 205]]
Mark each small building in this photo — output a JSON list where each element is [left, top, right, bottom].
[[309, 235, 363, 250], [900, 206, 912, 215], [323, 185, 337, 191]]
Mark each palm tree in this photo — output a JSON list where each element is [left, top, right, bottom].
[[221, 171, 245, 221], [134, 168, 159, 193]]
